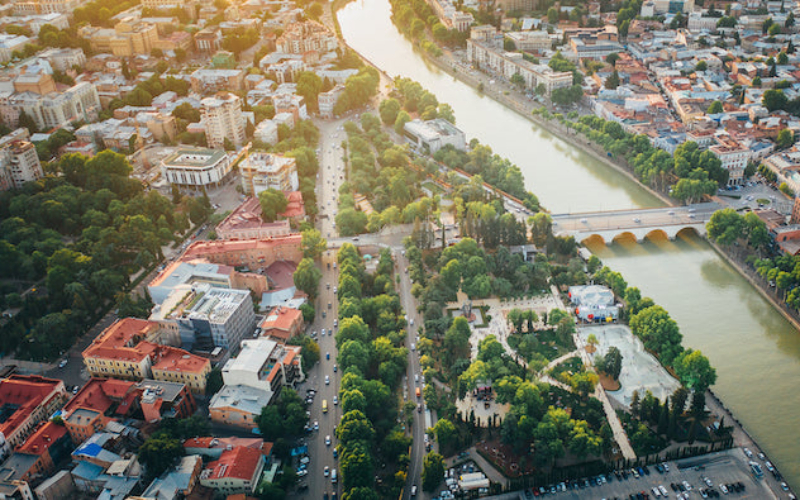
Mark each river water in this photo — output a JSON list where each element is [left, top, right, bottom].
[[337, 0, 800, 487]]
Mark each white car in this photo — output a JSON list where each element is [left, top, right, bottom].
[[325, 375, 330, 385], [333, 395, 338, 405], [324, 466, 330, 477], [325, 435, 331, 446], [314, 420, 319, 431], [58, 359, 68, 368]]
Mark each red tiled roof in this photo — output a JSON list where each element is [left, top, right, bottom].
[[63, 378, 135, 416], [203, 446, 263, 481], [17, 421, 67, 456], [0, 375, 64, 439], [151, 345, 210, 375], [259, 307, 301, 332], [82, 318, 161, 363]]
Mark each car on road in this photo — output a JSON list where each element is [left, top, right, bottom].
[[321, 328, 326, 336], [411, 485, 417, 496], [314, 420, 319, 431], [333, 395, 338, 405], [297, 469, 308, 477], [325, 375, 330, 385], [326, 352, 330, 360], [333, 364, 338, 372], [72, 385, 80, 395], [58, 359, 68, 368], [326, 435, 331, 446], [333, 447, 338, 459], [324, 466, 330, 477]]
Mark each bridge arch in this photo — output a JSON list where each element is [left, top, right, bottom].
[[675, 226, 702, 240], [611, 231, 639, 244], [580, 234, 607, 246], [644, 228, 669, 242]]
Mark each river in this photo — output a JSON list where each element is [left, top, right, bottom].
[[337, 0, 800, 488]]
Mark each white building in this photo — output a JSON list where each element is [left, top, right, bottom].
[[0, 34, 30, 63], [160, 147, 234, 189], [221, 338, 304, 396], [253, 119, 278, 145], [240, 151, 298, 196], [201, 92, 245, 149], [403, 119, 466, 153], [318, 84, 344, 119], [506, 30, 552, 52], [710, 141, 750, 186], [0, 129, 42, 191]]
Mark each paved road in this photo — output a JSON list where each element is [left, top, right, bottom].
[[395, 249, 437, 500], [292, 118, 349, 500]]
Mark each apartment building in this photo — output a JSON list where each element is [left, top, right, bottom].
[[0, 81, 101, 130], [276, 21, 338, 54], [160, 147, 235, 189], [318, 84, 344, 119], [240, 152, 299, 196], [12, 0, 79, 16], [135, 379, 197, 423], [505, 30, 552, 53], [202, 92, 245, 149], [14, 421, 71, 479], [149, 346, 212, 394], [0, 34, 30, 63], [0, 375, 67, 459], [710, 137, 750, 187], [259, 306, 304, 343], [467, 27, 573, 94], [190, 68, 244, 94], [0, 130, 43, 191]]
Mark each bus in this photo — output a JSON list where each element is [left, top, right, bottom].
[[323, 400, 328, 413], [415, 387, 421, 399]]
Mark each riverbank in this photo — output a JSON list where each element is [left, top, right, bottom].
[[423, 49, 676, 209]]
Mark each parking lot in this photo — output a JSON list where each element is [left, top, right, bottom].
[[519, 449, 784, 500]]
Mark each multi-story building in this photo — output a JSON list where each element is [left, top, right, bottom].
[[214, 197, 292, 240], [209, 384, 271, 429], [505, 30, 552, 53], [149, 346, 212, 394], [142, 0, 184, 9], [160, 148, 235, 189], [0, 130, 43, 191], [181, 234, 304, 271], [199, 446, 265, 495], [403, 119, 467, 153], [12, 0, 79, 16], [318, 84, 344, 119], [259, 306, 304, 343], [194, 28, 223, 53], [240, 152, 299, 196], [221, 338, 304, 396], [276, 21, 338, 54], [82, 318, 211, 393], [80, 20, 159, 57], [148, 258, 269, 305], [14, 421, 72, 480], [569, 34, 625, 61], [466, 27, 573, 94], [135, 379, 197, 422], [190, 69, 244, 94], [60, 378, 137, 444], [0, 81, 101, 130], [36, 47, 86, 71], [184, 436, 266, 459], [153, 284, 256, 354], [0, 375, 67, 459], [202, 92, 245, 149], [253, 119, 278, 144], [710, 138, 750, 187], [0, 34, 30, 63]]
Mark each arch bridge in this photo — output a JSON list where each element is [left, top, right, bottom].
[[550, 202, 719, 244]]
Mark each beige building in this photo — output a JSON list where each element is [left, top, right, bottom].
[[202, 92, 245, 149], [13, 0, 79, 15], [276, 21, 338, 54], [161, 147, 235, 189], [240, 152, 299, 196], [0, 129, 43, 192]]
